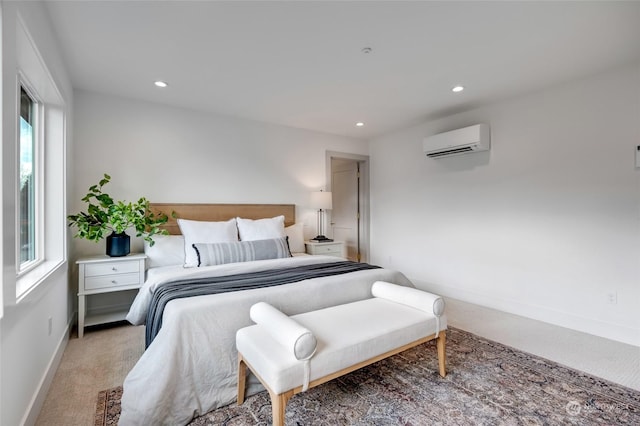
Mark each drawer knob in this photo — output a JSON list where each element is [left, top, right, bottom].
[[111, 280, 117, 284], [112, 267, 118, 271]]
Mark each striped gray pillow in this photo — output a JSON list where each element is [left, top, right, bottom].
[[193, 237, 292, 267]]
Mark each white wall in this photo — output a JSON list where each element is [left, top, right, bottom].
[[369, 63, 640, 346], [1, 2, 74, 425], [71, 89, 368, 256]]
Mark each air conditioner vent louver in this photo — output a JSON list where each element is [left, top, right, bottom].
[[426, 146, 474, 158], [423, 124, 490, 158]]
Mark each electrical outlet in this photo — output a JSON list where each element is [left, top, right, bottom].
[[48, 317, 53, 336], [606, 292, 617, 305]]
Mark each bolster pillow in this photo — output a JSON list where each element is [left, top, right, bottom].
[[249, 302, 317, 360], [371, 281, 445, 317]]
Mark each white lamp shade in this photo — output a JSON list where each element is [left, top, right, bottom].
[[310, 191, 332, 210]]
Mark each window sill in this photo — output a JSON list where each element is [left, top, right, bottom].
[[16, 258, 66, 303]]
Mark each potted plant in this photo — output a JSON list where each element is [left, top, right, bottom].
[[68, 174, 169, 257]]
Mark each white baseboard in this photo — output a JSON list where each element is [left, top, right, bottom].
[[20, 317, 72, 426], [411, 279, 640, 347]]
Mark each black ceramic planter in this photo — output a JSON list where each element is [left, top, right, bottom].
[[106, 232, 130, 257]]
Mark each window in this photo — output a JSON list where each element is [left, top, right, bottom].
[[14, 15, 67, 301], [19, 86, 39, 270]]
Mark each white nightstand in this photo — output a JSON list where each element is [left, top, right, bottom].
[[76, 253, 146, 338], [305, 241, 345, 258]]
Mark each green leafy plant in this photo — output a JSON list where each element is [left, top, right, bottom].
[[67, 174, 168, 245]]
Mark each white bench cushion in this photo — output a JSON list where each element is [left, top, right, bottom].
[[249, 301, 317, 360], [236, 297, 447, 394]]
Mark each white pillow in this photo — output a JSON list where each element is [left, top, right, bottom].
[[236, 215, 285, 241], [249, 302, 317, 360], [177, 218, 238, 267], [285, 223, 305, 253], [144, 235, 185, 268]]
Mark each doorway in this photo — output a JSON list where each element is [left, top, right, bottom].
[[326, 151, 370, 263]]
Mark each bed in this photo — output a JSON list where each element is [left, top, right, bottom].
[[119, 203, 415, 426]]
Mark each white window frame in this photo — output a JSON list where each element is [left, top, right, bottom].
[[16, 79, 45, 276], [13, 13, 67, 303]]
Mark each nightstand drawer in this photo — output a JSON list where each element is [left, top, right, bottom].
[[85, 260, 140, 277], [305, 241, 344, 257], [84, 272, 141, 290], [312, 245, 341, 255]]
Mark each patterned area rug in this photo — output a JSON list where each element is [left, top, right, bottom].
[[96, 327, 639, 425]]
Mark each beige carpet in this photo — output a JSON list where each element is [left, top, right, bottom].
[[35, 323, 144, 426]]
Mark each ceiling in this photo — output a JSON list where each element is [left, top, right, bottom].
[[45, 1, 640, 140]]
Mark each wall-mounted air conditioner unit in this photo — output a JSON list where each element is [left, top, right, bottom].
[[423, 123, 490, 158]]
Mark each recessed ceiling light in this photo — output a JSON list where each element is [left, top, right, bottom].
[[356, 122, 365, 127], [452, 85, 464, 93], [154, 81, 168, 88]]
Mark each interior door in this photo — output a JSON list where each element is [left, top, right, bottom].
[[331, 159, 360, 261]]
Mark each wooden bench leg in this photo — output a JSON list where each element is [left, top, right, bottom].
[[237, 354, 247, 405], [436, 331, 446, 377], [269, 389, 293, 426]]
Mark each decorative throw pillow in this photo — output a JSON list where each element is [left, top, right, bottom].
[[177, 218, 238, 267], [236, 215, 285, 241], [144, 235, 185, 268], [193, 237, 291, 267], [285, 223, 305, 254]]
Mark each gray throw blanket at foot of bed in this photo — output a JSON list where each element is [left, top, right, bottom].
[[145, 261, 380, 347]]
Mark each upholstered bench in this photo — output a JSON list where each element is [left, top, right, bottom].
[[236, 281, 447, 426]]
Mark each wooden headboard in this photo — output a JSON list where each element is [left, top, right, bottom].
[[149, 203, 296, 235]]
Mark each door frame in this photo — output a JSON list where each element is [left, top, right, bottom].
[[326, 151, 370, 263]]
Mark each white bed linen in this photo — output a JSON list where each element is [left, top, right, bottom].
[[120, 256, 414, 426], [126, 254, 318, 326]]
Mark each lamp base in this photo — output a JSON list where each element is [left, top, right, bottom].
[[311, 235, 334, 242]]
